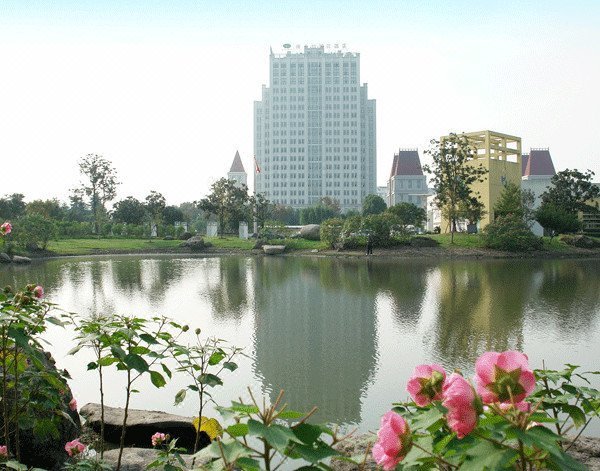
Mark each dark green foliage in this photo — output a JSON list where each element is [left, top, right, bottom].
[[145, 190, 166, 229], [536, 202, 581, 236], [386, 202, 427, 229], [0, 193, 26, 220], [271, 205, 300, 225], [494, 182, 524, 220], [362, 194, 387, 216], [197, 179, 249, 237], [541, 168, 600, 214], [112, 197, 147, 225], [483, 215, 542, 252], [362, 213, 400, 247], [299, 205, 337, 225], [249, 193, 273, 230], [319, 218, 344, 248], [12, 214, 57, 249], [25, 199, 66, 220]]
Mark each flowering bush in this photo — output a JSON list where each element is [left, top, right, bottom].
[[373, 351, 599, 470], [0, 222, 11, 236]]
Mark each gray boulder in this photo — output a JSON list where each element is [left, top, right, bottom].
[[80, 403, 207, 452], [263, 245, 286, 255], [0, 252, 10, 263], [300, 224, 321, 240], [180, 235, 205, 251], [11, 255, 31, 264]]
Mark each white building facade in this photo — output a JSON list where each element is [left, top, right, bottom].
[[228, 150, 247, 188], [387, 149, 429, 209], [254, 45, 376, 212], [521, 148, 556, 236]]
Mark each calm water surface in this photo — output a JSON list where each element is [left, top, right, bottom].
[[1, 255, 599, 434]]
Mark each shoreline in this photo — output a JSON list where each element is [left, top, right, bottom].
[[17, 243, 600, 262]]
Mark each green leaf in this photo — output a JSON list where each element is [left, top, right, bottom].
[[110, 344, 127, 360], [277, 409, 305, 420], [161, 363, 172, 379], [461, 441, 517, 471], [124, 353, 149, 373], [293, 423, 323, 445], [198, 373, 223, 387], [248, 419, 301, 453], [208, 350, 226, 365], [139, 333, 159, 344], [235, 457, 261, 471], [174, 388, 187, 405], [229, 401, 259, 414], [5, 461, 27, 470], [226, 423, 249, 437], [410, 406, 444, 431], [98, 356, 119, 367], [87, 361, 98, 370], [293, 442, 340, 464], [150, 370, 167, 388], [223, 361, 238, 371], [561, 404, 587, 428]]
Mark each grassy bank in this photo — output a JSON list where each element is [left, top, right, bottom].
[[22, 234, 600, 257]]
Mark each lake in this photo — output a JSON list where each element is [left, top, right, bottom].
[[1, 255, 599, 435]]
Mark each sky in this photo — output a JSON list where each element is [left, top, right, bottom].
[[1, 0, 599, 206]]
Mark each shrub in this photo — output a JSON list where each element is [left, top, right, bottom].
[[320, 218, 344, 248], [13, 214, 57, 249], [362, 213, 399, 247], [483, 215, 542, 252], [535, 202, 581, 236]]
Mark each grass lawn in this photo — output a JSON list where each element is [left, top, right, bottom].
[[46, 238, 183, 255], [428, 233, 486, 249]]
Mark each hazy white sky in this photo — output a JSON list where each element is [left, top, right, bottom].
[[1, 0, 599, 206]]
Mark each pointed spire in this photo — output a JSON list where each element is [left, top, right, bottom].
[[229, 151, 246, 173], [390, 149, 423, 177], [523, 149, 556, 177]]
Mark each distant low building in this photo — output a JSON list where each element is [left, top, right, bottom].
[[521, 148, 556, 236], [228, 150, 247, 188], [387, 149, 429, 209]]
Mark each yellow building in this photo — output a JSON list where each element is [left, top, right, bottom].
[[440, 130, 522, 232]]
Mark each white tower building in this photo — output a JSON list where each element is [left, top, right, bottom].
[[228, 150, 247, 188], [254, 45, 376, 212]]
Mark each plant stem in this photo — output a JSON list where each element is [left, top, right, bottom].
[[99, 361, 105, 459], [12, 343, 20, 461], [117, 369, 131, 471], [412, 442, 458, 469], [1, 331, 10, 452]]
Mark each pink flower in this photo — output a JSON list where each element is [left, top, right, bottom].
[[69, 398, 77, 411], [0, 222, 11, 236], [64, 438, 85, 457], [442, 373, 481, 439], [0, 445, 7, 457], [474, 351, 536, 404], [372, 411, 412, 470], [33, 285, 44, 299], [151, 432, 169, 447], [406, 364, 446, 406]]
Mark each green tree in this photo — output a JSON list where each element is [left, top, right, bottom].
[[423, 133, 488, 243], [25, 198, 66, 220], [541, 169, 600, 215], [271, 205, 300, 225], [362, 194, 387, 216], [494, 182, 525, 220], [14, 213, 57, 249], [458, 196, 486, 227], [77, 154, 119, 235], [197, 179, 249, 237], [0, 193, 26, 220], [249, 193, 274, 231], [66, 189, 91, 222], [145, 190, 166, 230], [299, 204, 337, 224], [319, 196, 341, 215], [162, 205, 185, 226], [112, 197, 147, 225], [535, 202, 581, 237], [386, 202, 426, 228]]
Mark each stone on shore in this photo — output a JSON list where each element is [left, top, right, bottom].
[[80, 403, 208, 451], [0, 252, 10, 263], [101, 447, 206, 471], [11, 255, 31, 263], [180, 235, 206, 251], [300, 224, 321, 240], [263, 245, 286, 255]]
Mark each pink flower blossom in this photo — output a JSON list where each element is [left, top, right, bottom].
[[69, 398, 77, 411], [0, 222, 11, 236], [64, 438, 85, 457], [372, 411, 412, 470], [33, 285, 44, 299], [406, 363, 446, 406], [0, 445, 7, 457], [151, 432, 169, 447], [442, 373, 481, 439], [474, 351, 536, 405]]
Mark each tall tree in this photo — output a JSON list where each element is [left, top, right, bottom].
[[423, 133, 488, 243], [362, 194, 387, 216], [162, 205, 185, 226], [249, 193, 274, 231], [197, 178, 249, 237], [541, 169, 600, 215], [386, 202, 427, 228], [144, 191, 166, 229], [0, 193, 26, 220], [26, 198, 66, 220], [77, 154, 119, 234]]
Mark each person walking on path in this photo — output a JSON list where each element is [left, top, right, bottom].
[[366, 233, 374, 256]]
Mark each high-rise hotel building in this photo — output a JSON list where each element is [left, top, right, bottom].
[[254, 45, 376, 212]]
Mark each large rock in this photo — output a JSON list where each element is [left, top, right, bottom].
[[0, 252, 10, 263], [263, 245, 286, 255], [11, 255, 31, 264], [300, 224, 321, 241], [80, 403, 208, 452], [180, 235, 205, 251]]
